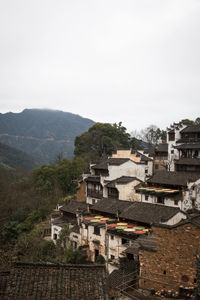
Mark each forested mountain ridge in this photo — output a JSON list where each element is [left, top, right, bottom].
[[0, 142, 39, 170], [0, 109, 95, 163]]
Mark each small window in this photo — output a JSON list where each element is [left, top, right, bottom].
[[163, 270, 166, 275], [157, 197, 164, 204], [145, 195, 148, 201], [94, 226, 100, 235], [92, 199, 96, 205], [145, 169, 148, 174], [181, 275, 189, 282], [174, 200, 178, 206], [122, 238, 128, 245], [110, 235, 114, 240], [111, 255, 115, 260], [171, 150, 174, 154], [53, 233, 57, 240]]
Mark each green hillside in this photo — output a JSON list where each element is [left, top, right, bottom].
[[0, 109, 95, 163], [0, 142, 39, 170]]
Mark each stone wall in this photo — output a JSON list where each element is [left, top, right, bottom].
[[139, 223, 200, 295]]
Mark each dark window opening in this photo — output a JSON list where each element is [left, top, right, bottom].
[[111, 255, 115, 260], [110, 235, 114, 240], [145, 195, 148, 201], [181, 275, 189, 282], [122, 238, 128, 245], [157, 197, 164, 204], [163, 270, 166, 275], [94, 226, 100, 235], [53, 233, 57, 240], [174, 200, 178, 206]]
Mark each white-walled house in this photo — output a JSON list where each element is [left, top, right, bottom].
[[167, 123, 200, 172], [136, 171, 200, 212]]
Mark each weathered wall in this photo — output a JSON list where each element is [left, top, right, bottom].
[[76, 181, 86, 202], [116, 181, 141, 202], [139, 223, 200, 294]]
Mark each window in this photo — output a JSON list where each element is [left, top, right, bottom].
[[110, 235, 114, 240], [171, 150, 174, 154], [145, 169, 148, 174], [111, 255, 115, 260], [163, 270, 166, 275], [92, 199, 96, 205], [174, 200, 178, 206], [157, 197, 164, 204], [53, 233, 57, 240], [122, 238, 128, 245], [94, 226, 100, 235], [145, 195, 148, 201]]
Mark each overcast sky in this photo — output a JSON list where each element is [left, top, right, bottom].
[[0, 0, 199, 132]]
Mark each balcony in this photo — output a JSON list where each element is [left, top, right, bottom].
[[87, 189, 103, 199]]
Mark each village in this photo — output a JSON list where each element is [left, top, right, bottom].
[[46, 122, 200, 299]]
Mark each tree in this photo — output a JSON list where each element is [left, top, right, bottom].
[[56, 225, 71, 250], [74, 122, 130, 162], [140, 125, 166, 145]]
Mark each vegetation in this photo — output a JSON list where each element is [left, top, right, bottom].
[[74, 122, 130, 162], [0, 142, 39, 171], [0, 109, 94, 164], [0, 156, 86, 250]]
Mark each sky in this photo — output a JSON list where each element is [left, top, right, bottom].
[[0, 0, 200, 132]]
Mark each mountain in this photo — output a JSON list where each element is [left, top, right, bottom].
[[0, 109, 95, 164], [0, 142, 39, 170]]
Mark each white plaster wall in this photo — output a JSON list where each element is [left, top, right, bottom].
[[116, 181, 141, 201], [86, 195, 99, 205], [161, 212, 187, 225], [105, 160, 147, 182], [51, 224, 62, 243]]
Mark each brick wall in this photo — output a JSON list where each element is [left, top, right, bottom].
[[139, 223, 200, 294]]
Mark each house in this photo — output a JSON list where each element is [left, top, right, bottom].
[[136, 171, 200, 211], [3, 262, 108, 300], [153, 143, 168, 174], [167, 123, 200, 172], [138, 215, 200, 298], [85, 156, 151, 205]]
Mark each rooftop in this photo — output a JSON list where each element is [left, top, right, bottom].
[[147, 171, 200, 187], [60, 201, 88, 215], [4, 262, 108, 300], [91, 198, 133, 216], [84, 176, 101, 183], [119, 202, 183, 225], [91, 158, 130, 170], [105, 176, 142, 188], [180, 125, 200, 133], [154, 143, 168, 153], [175, 143, 200, 149]]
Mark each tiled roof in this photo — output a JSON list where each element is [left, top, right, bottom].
[[85, 176, 101, 183], [175, 143, 200, 149], [124, 235, 157, 254], [155, 143, 168, 153], [180, 125, 200, 133], [5, 263, 108, 300], [60, 201, 88, 215], [147, 171, 200, 187], [175, 158, 200, 165], [119, 202, 182, 225], [92, 158, 130, 170], [105, 176, 142, 188], [91, 198, 133, 215]]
